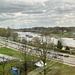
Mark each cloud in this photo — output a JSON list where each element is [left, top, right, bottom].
[[0, 0, 48, 13], [0, 0, 75, 28]]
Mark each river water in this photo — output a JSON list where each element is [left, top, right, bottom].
[[17, 32, 75, 48]]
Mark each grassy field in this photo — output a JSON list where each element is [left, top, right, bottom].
[[0, 47, 22, 59], [0, 47, 37, 75], [50, 33, 75, 38], [28, 62, 75, 75], [0, 45, 2, 46], [0, 47, 37, 60], [0, 61, 75, 75], [0, 47, 75, 75]]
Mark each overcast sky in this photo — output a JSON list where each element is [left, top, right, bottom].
[[0, 0, 75, 29]]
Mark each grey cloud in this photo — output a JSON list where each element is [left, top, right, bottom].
[[0, 0, 75, 28], [0, 17, 14, 21], [0, 0, 45, 14]]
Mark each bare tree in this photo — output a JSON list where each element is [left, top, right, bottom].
[[39, 36, 53, 75], [19, 39, 36, 75], [0, 57, 8, 75], [32, 31, 63, 75], [32, 32, 52, 75]]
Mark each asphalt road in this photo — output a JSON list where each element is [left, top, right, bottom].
[[0, 39, 75, 66]]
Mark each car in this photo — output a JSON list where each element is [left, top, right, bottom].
[[47, 51, 50, 54], [52, 55, 57, 58], [64, 55, 69, 57], [22, 45, 26, 47], [58, 54, 63, 56], [36, 48, 41, 51], [53, 56, 57, 58]]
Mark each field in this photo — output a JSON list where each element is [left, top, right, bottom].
[[50, 33, 75, 38]]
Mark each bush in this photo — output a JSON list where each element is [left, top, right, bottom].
[[57, 40, 63, 49], [65, 46, 70, 50]]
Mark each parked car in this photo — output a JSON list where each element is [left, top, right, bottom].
[[36, 48, 40, 51], [58, 54, 63, 56], [64, 55, 69, 57], [52, 54, 58, 58]]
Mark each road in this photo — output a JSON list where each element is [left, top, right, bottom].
[[0, 39, 75, 67]]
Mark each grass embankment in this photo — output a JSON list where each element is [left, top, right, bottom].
[[0, 47, 22, 59], [0, 47, 37, 60], [0, 45, 2, 46], [0, 47, 21, 74], [49, 62, 75, 75]]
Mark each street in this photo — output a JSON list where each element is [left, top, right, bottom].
[[0, 39, 75, 66]]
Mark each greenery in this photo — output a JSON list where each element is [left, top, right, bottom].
[[29, 63, 75, 75], [0, 47, 75, 75], [14, 27, 75, 38], [49, 33, 75, 38], [0, 62, 17, 75], [0, 45, 2, 46], [65, 46, 70, 50], [0, 47, 38, 60], [0, 47, 39, 75], [0, 27, 18, 40], [0, 47, 22, 59], [57, 40, 62, 50], [15, 38, 75, 55]]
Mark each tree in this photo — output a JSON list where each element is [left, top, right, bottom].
[[12, 33, 18, 41], [19, 39, 36, 75], [65, 46, 70, 50], [57, 40, 63, 50], [34, 32, 52, 75], [32, 31, 64, 75], [0, 57, 7, 75], [32, 37, 41, 48], [16, 31, 63, 75], [53, 27, 61, 34], [0, 28, 7, 37], [6, 27, 13, 38]]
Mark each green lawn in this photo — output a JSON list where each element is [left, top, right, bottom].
[[29, 62, 75, 75], [50, 33, 75, 38], [0, 61, 75, 75], [0, 45, 2, 46], [0, 47, 37, 75], [0, 47, 22, 59], [0, 47, 37, 61]]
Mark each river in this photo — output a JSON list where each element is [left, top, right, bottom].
[[17, 32, 75, 48]]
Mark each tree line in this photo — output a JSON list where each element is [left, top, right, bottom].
[[0, 27, 18, 39], [14, 27, 75, 34]]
